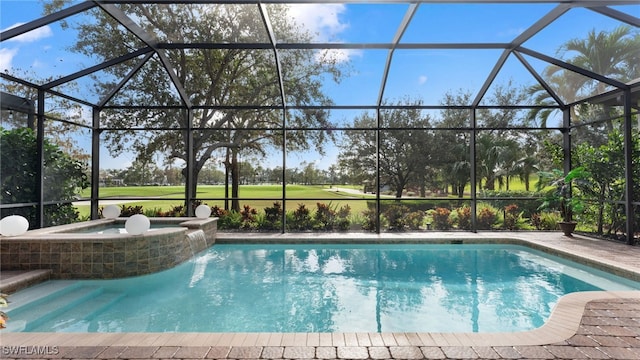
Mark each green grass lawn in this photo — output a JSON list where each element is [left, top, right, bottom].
[[76, 184, 374, 217], [76, 178, 539, 218]]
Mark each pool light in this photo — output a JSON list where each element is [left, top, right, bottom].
[[125, 214, 150, 235], [0, 215, 29, 236], [195, 204, 212, 219], [102, 204, 121, 219]]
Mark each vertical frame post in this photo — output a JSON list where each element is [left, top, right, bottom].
[[185, 108, 195, 217], [622, 89, 635, 245], [35, 89, 45, 228], [470, 108, 477, 232], [375, 108, 381, 234], [91, 107, 100, 219], [562, 108, 572, 177]]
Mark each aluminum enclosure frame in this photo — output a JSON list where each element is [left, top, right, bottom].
[[1, 0, 638, 243]]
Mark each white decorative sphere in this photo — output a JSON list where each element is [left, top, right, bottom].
[[0, 215, 30, 236], [102, 204, 121, 219], [195, 204, 212, 219], [125, 214, 150, 235]]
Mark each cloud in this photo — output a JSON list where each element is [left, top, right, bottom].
[[286, 4, 355, 64], [287, 4, 349, 42], [315, 48, 361, 65], [418, 75, 428, 85], [3, 23, 53, 43], [0, 48, 18, 71]]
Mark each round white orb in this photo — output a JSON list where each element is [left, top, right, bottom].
[[125, 214, 150, 235], [102, 204, 121, 219], [195, 204, 212, 219], [0, 215, 30, 236]]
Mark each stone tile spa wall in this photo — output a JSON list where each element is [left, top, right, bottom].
[[0, 218, 217, 279]]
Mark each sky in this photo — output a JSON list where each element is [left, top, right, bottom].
[[1, 1, 638, 171]]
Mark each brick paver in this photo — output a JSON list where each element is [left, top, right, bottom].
[[315, 346, 336, 359], [368, 346, 391, 359], [1, 298, 639, 359], [336, 346, 368, 359], [282, 346, 315, 359]]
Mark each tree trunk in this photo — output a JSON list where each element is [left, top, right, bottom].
[[395, 186, 403, 198], [183, 163, 203, 212], [485, 174, 495, 190]]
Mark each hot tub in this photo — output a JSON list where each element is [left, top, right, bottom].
[[0, 217, 217, 279]]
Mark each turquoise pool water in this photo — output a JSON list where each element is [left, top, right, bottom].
[[6, 244, 640, 333]]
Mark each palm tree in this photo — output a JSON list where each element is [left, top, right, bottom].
[[525, 70, 583, 127], [476, 133, 515, 191], [559, 25, 640, 94], [515, 155, 539, 191], [528, 25, 640, 128]]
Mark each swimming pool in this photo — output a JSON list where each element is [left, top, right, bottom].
[[5, 244, 640, 333]]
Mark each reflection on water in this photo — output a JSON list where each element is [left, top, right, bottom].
[[23, 244, 640, 333]]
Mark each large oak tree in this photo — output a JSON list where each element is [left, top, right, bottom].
[[47, 2, 346, 211]]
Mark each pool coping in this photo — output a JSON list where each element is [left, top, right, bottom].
[[1, 231, 640, 349], [1, 291, 639, 348]]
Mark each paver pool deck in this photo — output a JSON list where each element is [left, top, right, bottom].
[[2, 231, 640, 359]]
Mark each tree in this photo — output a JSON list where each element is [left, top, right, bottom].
[[574, 131, 640, 237], [528, 25, 640, 128], [437, 90, 473, 197], [475, 83, 530, 191], [559, 25, 639, 95], [1, 71, 90, 163], [514, 155, 539, 192], [121, 158, 165, 185], [46, 2, 346, 212], [0, 127, 89, 227], [338, 99, 434, 198]]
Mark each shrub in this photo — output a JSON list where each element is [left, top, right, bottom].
[[348, 212, 365, 230], [119, 204, 144, 217], [260, 202, 283, 230], [314, 202, 337, 230], [218, 210, 242, 229], [476, 204, 497, 230], [502, 204, 530, 230], [143, 207, 164, 217], [252, 213, 268, 231], [383, 204, 410, 231], [456, 206, 472, 230], [210, 205, 228, 218], [289, 203, 313, 231], [336, 204, 352, 231], [531, 212, 561, 230], [165, 205, 186, 217], [361, 208, 378, 231], [431, 207, 452, 230], [405, 211, 425, 230], [240, 205, 258, 229]]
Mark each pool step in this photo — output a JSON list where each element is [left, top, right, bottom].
[[0, 269, 53, 294], [73, 291, 125, 321], [5, 285, 104, 332], [28, 291, 126, 332], [5, 280, 79, 312]]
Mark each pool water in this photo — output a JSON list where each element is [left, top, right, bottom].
[[6, 244, 640, 333]]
